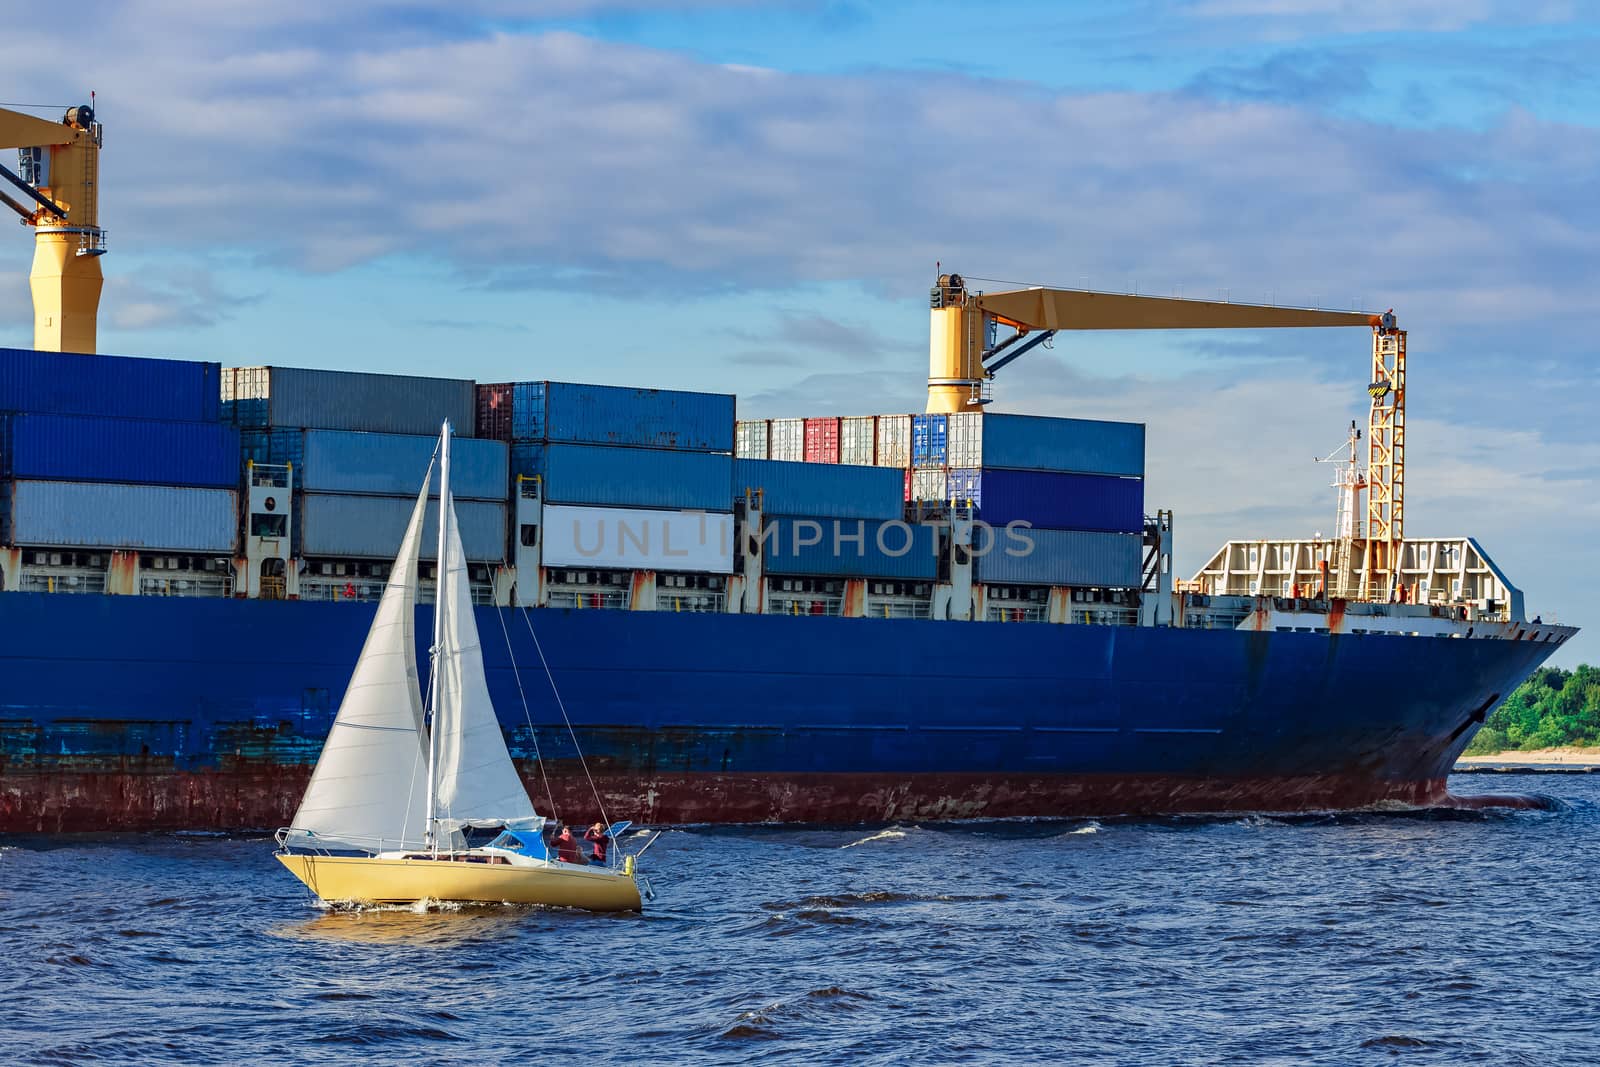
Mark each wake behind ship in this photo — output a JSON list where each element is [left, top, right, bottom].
[[0, 106, 1576, 831]]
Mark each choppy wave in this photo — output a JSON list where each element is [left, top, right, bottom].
[[2, 772, 1596, 1063]]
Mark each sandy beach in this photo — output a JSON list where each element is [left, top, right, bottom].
[[1457, 747, 1600, 769]]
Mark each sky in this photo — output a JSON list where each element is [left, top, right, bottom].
[[1, 0, 1595, 662]]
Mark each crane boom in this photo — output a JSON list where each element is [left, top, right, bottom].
[[0, 103, 105, 353], [971, 287, 1379, 332]]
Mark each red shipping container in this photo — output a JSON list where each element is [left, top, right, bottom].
[[804, 417, 840, 463], [476, 383, 514, 442], [904, 468, 912, 501]]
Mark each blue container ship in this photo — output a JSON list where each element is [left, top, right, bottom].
[[0, 187, 1579, 830]]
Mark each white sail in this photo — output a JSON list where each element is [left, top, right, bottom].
[[431, 482, 540, 833], [286, 474, 433, 852]]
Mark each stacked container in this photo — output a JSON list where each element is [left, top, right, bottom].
[[223, 365, 505, 562], [0, 348, 239, 554], [500, 382, 737, 574]]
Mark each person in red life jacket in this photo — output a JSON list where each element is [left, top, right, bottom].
[[553, 824, 582, 864], [584, 822, 610, 866], [343, 581, 356, 600]]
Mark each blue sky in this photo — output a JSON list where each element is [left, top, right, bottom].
[[1, 0, 1595, 661]]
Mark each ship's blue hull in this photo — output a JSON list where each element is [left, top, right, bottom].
[[0, 592, 1565, 829]]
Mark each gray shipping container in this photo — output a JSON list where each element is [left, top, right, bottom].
[[769, 418, 804, 462], [299, 494, 507, 561], [876, 414, 911, 468], [976, 528, 1142, 588], [228, 366, 476, 437], [840, 416, 876, 465], [735, 420, 769, 460], [298, 430, 508, 500], [5, 481, 238, 553]]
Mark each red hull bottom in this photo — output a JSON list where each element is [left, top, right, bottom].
[[0, 768, 1454, 833]]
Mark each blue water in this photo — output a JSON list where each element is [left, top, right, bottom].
[[3, 773, 1598, 1065]]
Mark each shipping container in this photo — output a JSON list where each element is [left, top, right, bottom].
[[541, 444, 733, 512], [975, 528, 1142, 588], [4, 481, 238, 552], [759, 515, 938, 580], [970, 468, 1144, 533], [1, 414, 240, 489], [510, 381, 734, 451], [948, 467, 982, 507], [1, 347, 220, 423], [803, 417, 840, 464], [510, 442, 545, 482], [840, 416, 876, 465], [912, 414, 948, 467], [734, 459, 904, 521], [876, 414, 911, 468], [947, 412, 983, 468], [769, 418, 804, 462], [910, 468, 946, 503], [297, 430, 507, 500], [735, 420, 769, 460], [542, 504, 733, 573], [475, 383, 514, 442], [227, 366, 475, 437], [300, 494, 507, 561], [903, 468, 912, 502], [979, 413, 1144, 477]]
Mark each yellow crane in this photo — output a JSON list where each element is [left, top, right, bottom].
[[928, 272, 1406, 599], [0, 102, 104, 354]]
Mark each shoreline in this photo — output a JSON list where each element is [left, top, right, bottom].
[[1455, 746, 1600, 771]]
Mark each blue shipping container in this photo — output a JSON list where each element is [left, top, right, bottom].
[[1, 414, 240, 489], [734, 459, 904, 521], [967, 468, 1144, 534], [510, 442, 545, 484], [511, 381, 735, 451], [5, 481, 238, 552], [759, 515, 938, 580], [911, 414, 948, 468], [541, 444, 732, 512], [980, 414, 1144, 477], [298, 430, 507, 501], [299, 494, 507, 561], [975, 528, 1142, 588], [0, 347, 221, 423]]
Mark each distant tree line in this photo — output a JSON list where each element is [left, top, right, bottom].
[[1465, 665, 1600, 754]]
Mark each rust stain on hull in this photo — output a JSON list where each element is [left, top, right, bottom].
[[0, 766, 1450, 833]]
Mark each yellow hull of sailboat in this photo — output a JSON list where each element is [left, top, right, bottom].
[[277, 854, 643, 913]]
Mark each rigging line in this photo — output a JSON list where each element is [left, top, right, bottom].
[[492, 604, 560, 820], [518, 605, 612, 833]]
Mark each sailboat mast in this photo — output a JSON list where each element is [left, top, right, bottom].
[[424, 421, 452, 850]]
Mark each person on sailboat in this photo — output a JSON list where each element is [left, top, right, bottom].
[[585, 823, 610, 866], [553, 824, 582, 864]]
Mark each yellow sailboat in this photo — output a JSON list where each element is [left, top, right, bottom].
[[276, 422, 644, 913]]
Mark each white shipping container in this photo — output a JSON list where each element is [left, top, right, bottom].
[[542, 504, 733, 573], [769, 418, 805, 462], [840, 416, 876, 465], [735, 420, 770, 460], [876, 414, 912, 468], [910, 468, 947, 503], [947, 412, 984, 468]]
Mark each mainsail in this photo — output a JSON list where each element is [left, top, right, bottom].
[[430, 472, 540, 834], [285, 472, 433, 852]]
